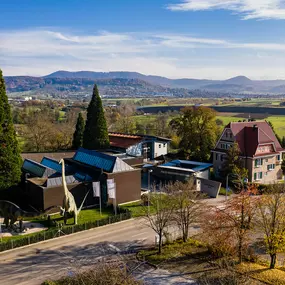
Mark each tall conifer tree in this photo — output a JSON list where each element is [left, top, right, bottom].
[[0, 69, 22, 190], [83, 84, 110, 150], [72, 113, 85, 149]]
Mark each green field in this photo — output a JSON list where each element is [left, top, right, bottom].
[[133, 112, 285, 138]]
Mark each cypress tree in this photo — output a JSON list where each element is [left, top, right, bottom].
[[83, 84, 110, 150], [72, 112, 85, 149], [0, 69, 22, 190]]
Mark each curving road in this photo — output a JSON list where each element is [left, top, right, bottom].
[[0, 196, 225, 285]]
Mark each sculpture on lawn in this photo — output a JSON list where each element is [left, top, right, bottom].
[[59, 159, 89, 225], [0, 200, 39, 229]]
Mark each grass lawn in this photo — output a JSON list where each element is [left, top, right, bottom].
[[120, 201, 155, 217], [1, 207, 115, 242], [216, 115, 245, 125], [139, 239, 285, 285], [236, 262, 285, 285], [217, 114, 285, 137], [138, 239, 205, 265]]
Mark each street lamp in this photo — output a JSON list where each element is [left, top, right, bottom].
[[148, 169, 153, 214]]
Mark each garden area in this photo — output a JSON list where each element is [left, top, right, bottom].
[[138, 239, 285, 285], [0, 206, 132, 251]]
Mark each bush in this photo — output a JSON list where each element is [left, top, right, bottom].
[[219, 187, 233, 196], [257, 183, 274, 194], [42, 263, 141, 285]]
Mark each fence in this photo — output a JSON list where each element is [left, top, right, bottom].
[[0, 211, 132, 252]]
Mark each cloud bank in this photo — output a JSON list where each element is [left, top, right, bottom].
[[167, 0, 285, 20], [1, 29, 285, 79]]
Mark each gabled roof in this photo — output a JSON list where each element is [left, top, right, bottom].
[[223, 121, 283, 157], [109, 132, 171, 149], [109, 133, 143, 149], [41, 157, 73, 174], [73, 148, 117, 172], [22, 159, 56, 178], [73, 148, 134, 173]]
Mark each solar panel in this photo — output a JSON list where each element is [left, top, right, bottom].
[[73, 148, 116, 172]]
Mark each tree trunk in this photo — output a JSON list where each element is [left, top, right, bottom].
[[158, 233, 163, 254], [182, 224, 189, 242], [270, 253, 277, 269], [238, 239, 242, 264]]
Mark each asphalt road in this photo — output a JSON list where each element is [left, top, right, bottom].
[[0, 217, 200, 285], [0, 197, 224, 285]]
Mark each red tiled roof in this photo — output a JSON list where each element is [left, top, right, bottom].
[[109, 133, 143, 149], [224, 121, 284, 157]]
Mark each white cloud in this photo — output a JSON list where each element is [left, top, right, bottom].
[[167, 0, 285, 20], [1, 29, 285, 79]]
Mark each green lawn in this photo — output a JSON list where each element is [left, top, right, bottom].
[[32, 207, 114, 226], [216, 115, 245, 125], [138, 239, 205, 265], [120, 201, 156, 217], [217, 114, 285, 137], [2, 207, 114, 242], [265, 116, 285, 137]]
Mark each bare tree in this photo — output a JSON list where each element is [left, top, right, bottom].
[[166, 180, 203, 242], [257, 184, 285, 269], [142, 191, 175, 254], [202, 184, 258, 263]]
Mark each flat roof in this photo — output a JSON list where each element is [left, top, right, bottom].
[[161, 160, 212, 173]]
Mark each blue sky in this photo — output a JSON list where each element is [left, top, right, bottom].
[[1, 0, 285, 79]]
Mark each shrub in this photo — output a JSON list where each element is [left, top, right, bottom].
[[219, 187, 233, 196]]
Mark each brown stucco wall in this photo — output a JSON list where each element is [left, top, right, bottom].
[[43, 183, 96, 211], [107, 170, 141, 205], [25, 181, 97, 212]]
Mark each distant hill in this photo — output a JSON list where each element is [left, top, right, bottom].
[[5, 71, 285, 96], [224, 76, 252, 85], [44, 71, 285, 94], [45, 70, 215, 89]]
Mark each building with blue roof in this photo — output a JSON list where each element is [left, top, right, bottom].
[[152, 159, 213, 183], [23, 148, 141, 212]]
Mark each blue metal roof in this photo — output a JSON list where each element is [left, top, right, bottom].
[[41, 157, 74, 174], [22, 159, 56, 177], [162, 160, 212, 172], [73, 148, 116, 173], [22, 159, 46, 177], [41, 157, 62, 173], [73, 172, 93, 182]]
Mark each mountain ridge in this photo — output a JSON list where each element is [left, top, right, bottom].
[[5, 71, 285, 96]]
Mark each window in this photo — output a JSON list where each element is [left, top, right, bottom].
[[255, 158, 263, 168], [221, 143, 231, 149], [230, 133, 233, 139], [254, 172, 263, 181], [277, 155, 281, 161], [216, 153, 219, 161], [221, 155, 224, 162], [163, 143, 166, 147], [159, 144, 161, 148], [266, 159, 268, 163], [267, 164, 275, 171]]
